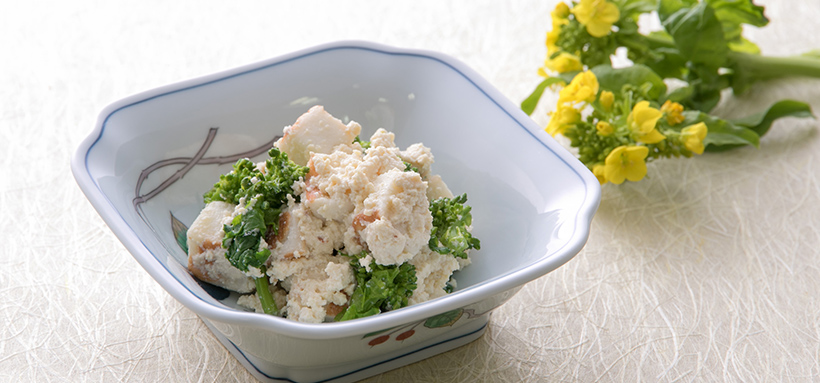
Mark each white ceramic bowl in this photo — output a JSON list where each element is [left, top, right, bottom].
[[72, 41, 600, 382]]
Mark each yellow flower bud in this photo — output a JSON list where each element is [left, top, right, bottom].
[[552, 2, 570, 19], [596, 121, 614, 136], [627, 101, 665, 144], [661, 100, 685, 126], [604, 145, 649, 184], [599, 90, 614, 111], [571, 0, 620, 38], [680, 122, 708, 155]]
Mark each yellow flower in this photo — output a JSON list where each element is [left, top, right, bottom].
[[571, 0, 620, 38], [559, 70, 599, 104], [661, 100, 685, 126], [544, 52, 583, 74], [628, 101, 665, 144], [680, 122, 708, 155], [546, 29, 561, 55], [592, 163, 607, 184], [604, 145, 649, 184], [547, 3, 569, 54], [552, 2, 570, 20], [596, 121, 614, 136], [599, 90, 614, 111], [546, 104, 581, 136]]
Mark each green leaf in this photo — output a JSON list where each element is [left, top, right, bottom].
[[731, 99, 815, 137], [423, 309, 464, 328], [661, 2, 728, 69], [170, 213, 189, 254], [706, 0, 768, 44], [728, 36, 761, 55], [592, 64, 667, 101], [665, 85, 694, 103], [223, 208, 270, 272], [657, 0, 696, 23], [682, 64, 726, 112], [363, 327, 396, 339], [647, 45, 688, 79], [675, 111, 761, 152], [702, 99, 814, 152], [521, 77, 565, 115]]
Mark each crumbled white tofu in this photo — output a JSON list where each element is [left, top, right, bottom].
[[189, 106, 475, 323], [236, 284, 288, 314], [268, 199, 345, 261], [400, 143, 434, 178], [302, 128, 431, 266], [266, 253, 355, 323], [359, 168, 431, 266], [408, 247, 461, 305]]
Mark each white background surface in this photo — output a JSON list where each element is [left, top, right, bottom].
[[2, 0, 819, 381]]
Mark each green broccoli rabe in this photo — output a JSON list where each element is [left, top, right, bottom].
[[428, 194, 480, 259], [335, 252, 417, 321], [203, 147, 308, 315], [205, 148, 308, 237], [353, 136, 371, 150], [222, 208, 270, 272], [403, 161, 418, 173]]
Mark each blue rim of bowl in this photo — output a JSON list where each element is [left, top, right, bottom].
[[71, 40, 601, 339], [208, 318, 488, 382]]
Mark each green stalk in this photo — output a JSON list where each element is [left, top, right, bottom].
[[641, 30, 820, 80], [255, 266, 278, 315], [728, 51, 820, 81]]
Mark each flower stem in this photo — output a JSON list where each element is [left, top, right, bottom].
[[728, 51, 820, 80], [637, 33, 820, 81]]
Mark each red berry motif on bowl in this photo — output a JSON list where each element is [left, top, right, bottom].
[[368, 335, 390, 346], [361, 307, 493, 347], [395, 330, 415, 341]]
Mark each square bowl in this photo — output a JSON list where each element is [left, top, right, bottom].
[[71, 41, 600, 382]]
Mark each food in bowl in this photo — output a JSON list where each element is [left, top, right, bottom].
[[186, 105, 480, 323]]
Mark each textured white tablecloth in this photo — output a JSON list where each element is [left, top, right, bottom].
[[2, 0, 819, 381]]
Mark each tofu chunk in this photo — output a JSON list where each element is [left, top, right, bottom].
[[187, 201, 256, 293], [274, 105, 361, 166]]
